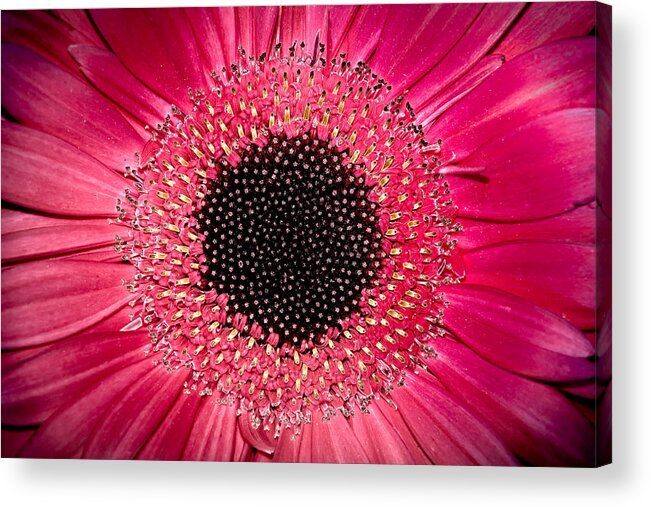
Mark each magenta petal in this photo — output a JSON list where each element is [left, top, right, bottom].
[[69, 45, 171, 128], [184, 7, 237, 72], [456, 205, 596, 250], [137, 391, 203, 461], [442, 284, 595, 382], [393, 372, 517, 465], [83, 367, 188, 459], [494, 2, 595, 60], [309, 415, 370, 464], [20, 359, 156, 458], [238, 414, 278, 454], [182, 400, 251, 461], [235, 6, 280, 58], [449, 109, 596, 221], [427, 339, 594, 466], [1, 428, 35, 457], [90, 9, 209, 109], [368, 4, 483, 97], [2, 44, 143, 169], [463, 242, 595, 329], [430, 38, 596, 162], [409, 3, 524, 111], [2, 210, 120, 263], [2, 122, 129, 217], [1, 260, 134, 348], [417, 55, 505, 125], [1, 10, 93, 77], [333, 5, 389, 64], [348, 400, 431, 464], [2, 330, 148, 426]]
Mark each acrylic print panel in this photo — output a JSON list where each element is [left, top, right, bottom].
[[0, 2, 611, 466]]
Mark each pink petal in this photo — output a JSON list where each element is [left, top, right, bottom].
[[493, 2, 595, 60], [69, 45, 171, 128], [598, 382, 612, 464], [333, 5, 390, 64], [308, 415, 370, 464], [2, 210, 119, 263], [429, 38, 596, 162], [1, 260, 135, 348], [392, 372, 518, 465], [448, 108, 596, 221], [442, 284, 595, 382], [184, 7, 237, 72], [53, 9, 106, 47], [348, 400, 431, 464], [456, 204, 596, 250], [1, 428, 35, 457], [82, 367, 188, 459], [416, 55, 505, 125], [409, 3, 524, 111], [2, 122, 129, 217], [2, 330, 148, 426], [1, 10, 93, 77], [235, 6, 280, 58], [2, 44, 143, 169], [463, 242, 596, 329], [238, 414, 279, 454], [597, 108, 612, 219], [137, 391, 203, 461], [427, 339, 595, 466], [19, 359, 156, 458], [90, 9, 209, 109], [182, 400, 251, 461], [273, 415, 370, 463], [367, 4, 483, 97]]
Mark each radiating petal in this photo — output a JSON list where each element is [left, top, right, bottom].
[[1, 260, 134, 348], [83, 367, 188, 459], [2, 330, 148, 425], [182, 400, 251, 461], [1, 10, 94, 77], [20, 359, 156, 458], [235, 6, 280, 58], [463, 242, 595, 329], [348, 400, 431, 464], [427, 339, 595, 466], [493, 2, 595, 60], [448, 109, 596, 221], [409, 3, 524, 111], [1, 428, 35, 457], [2, 210, 120, 263], [456, 204, 596, 250], [309, 414, 370, 464], [91, 8, 209, 109], [137, 390, 203, 461], [442, 284, 595, 381], [367, 4, 483, 96], [392, 372, 518, 465], [429, 38, 596, 162], [1, 44, 143, 169], [69, 45, 171, 128], [2, 122, 129, 217]]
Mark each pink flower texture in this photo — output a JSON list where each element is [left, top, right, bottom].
[[1, 3, 611, 465]]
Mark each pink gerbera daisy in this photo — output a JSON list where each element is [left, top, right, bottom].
[[1, 3, 611, 466]]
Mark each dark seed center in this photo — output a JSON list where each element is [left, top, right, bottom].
[[196, 133, 384, 346]]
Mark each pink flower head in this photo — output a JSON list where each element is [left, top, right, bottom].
[[1, 3, 611, 466]]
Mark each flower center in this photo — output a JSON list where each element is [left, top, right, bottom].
[[117, 40, 462, 432], [196, 133, 383, 347]]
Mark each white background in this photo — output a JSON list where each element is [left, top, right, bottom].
[[1, 0, 649, 505]]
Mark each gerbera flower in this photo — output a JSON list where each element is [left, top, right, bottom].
[[1, 3, 611, 465]]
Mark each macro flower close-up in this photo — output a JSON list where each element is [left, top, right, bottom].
[[1, 2, 611, 465]]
